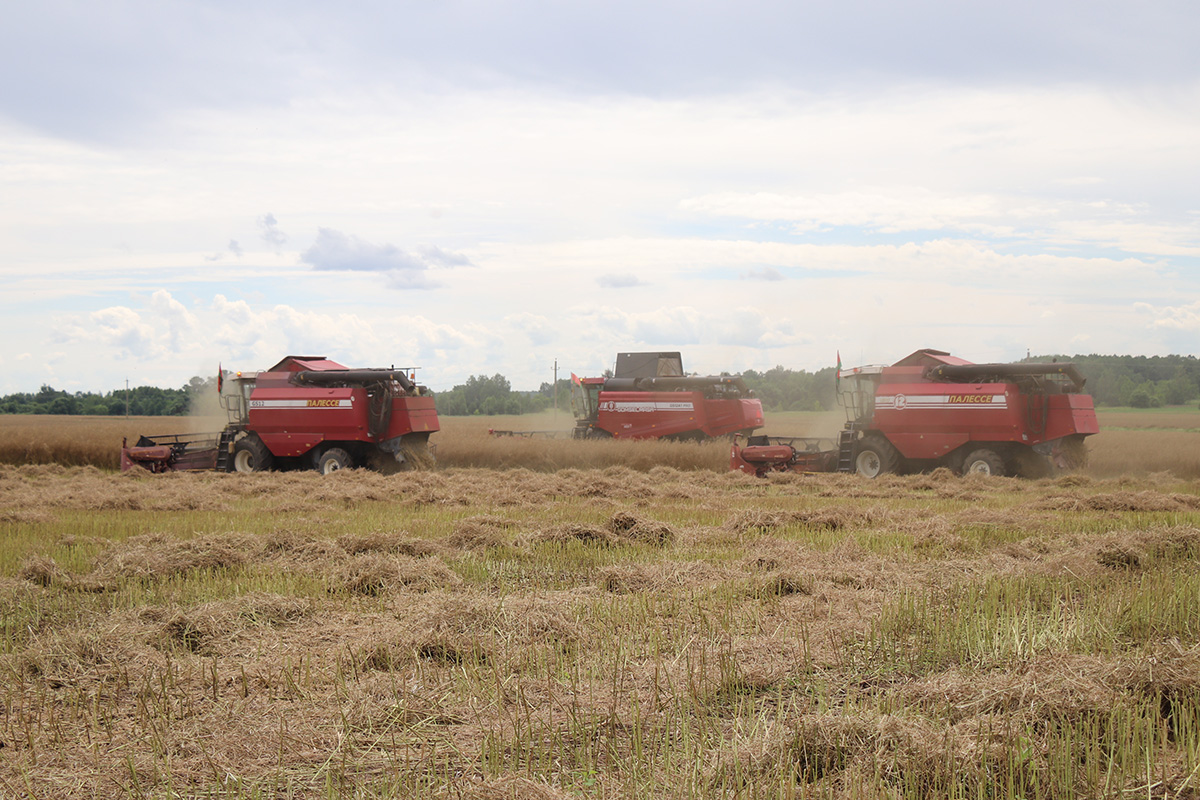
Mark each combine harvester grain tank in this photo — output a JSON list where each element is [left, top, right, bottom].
[[731, 348, 1099, 478], [121, 355, 438, 474]]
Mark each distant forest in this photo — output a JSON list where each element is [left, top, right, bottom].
[[2, 354, 1198, 416], [0, 376, 216, 416]]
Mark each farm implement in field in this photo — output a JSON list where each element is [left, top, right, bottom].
[[486, 351, 764, 442], [487, 429, 571, 439], [121, 355, 439, 474], [731, 348, 1099, 479], [574, 352, 765, 441]]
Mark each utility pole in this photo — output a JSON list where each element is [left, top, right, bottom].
[[553, 359, 558, 421], [125, 379, 129, 418]]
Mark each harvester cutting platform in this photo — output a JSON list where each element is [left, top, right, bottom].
[[121, 355, 438, 474], [571, 352, 764, 440], [732, 349, 1099, 478]]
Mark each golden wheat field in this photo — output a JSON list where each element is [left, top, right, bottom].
[[3, 408, 1200, 476], [1, 411, 1199, 798]]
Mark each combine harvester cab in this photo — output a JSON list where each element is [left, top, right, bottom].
[[731, 348, 1098, 479], [121, 355, 439, 474], [571, 351, 764, 440]]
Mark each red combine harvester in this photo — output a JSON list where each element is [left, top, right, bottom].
[[731, 348, 1099, 478], [121, 355, 439, 474], [571, 352, 764, 440]]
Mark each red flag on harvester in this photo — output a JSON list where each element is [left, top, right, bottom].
[[571, 372, 581, 386], [217, 363, 223, 394], [835, 351, 841, 391]]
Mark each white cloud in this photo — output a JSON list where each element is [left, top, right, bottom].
[[54, 290, 200, 360], [681, 189, 1001, 234], [258, 213, 287, 248], [506, 313, 556, 346], [1142, 301, 1200, 331], [149, 289, 197, 351], [682, 189, 1200, 258], [300, 228, 473, 290], [741, 267, 784, 281], [597, 274, 648, 289], [76, 306, 159, 358], [3, 6, 1199, 395]]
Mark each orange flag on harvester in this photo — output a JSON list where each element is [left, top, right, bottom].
[[217, 363, 223, 394]]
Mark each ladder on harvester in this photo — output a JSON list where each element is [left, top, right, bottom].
[[215, 429, 236, 472], [836, 428, 857, 473]]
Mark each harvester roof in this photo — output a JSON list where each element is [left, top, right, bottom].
[[265, 356, 348, 373], [891, 349, 974, 369]]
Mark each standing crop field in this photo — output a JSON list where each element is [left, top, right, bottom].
[[4, 409, 1200, 476], [2, 459, 1199, 798]]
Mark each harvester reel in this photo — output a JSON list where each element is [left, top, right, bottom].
[[233, 436, 274, 474], [962, 448, 1005, 477], [855, 437, 898, 478]]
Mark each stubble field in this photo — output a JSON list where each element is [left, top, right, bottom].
[[1, 411, 1199, 798]]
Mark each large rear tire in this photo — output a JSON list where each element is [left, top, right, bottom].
[[318, 447, 353, 475], [961, 448, 1005, 477], [233, 436, 274, 473], [855, 437, 899, 478]]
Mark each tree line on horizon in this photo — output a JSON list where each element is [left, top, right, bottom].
[[2, 354, 1198, 416], [0, 376, 215, 417]]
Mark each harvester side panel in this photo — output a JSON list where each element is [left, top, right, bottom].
[[869, 379, 1098, 461], [248, 385, 440, 458], [594, 391, 764, 439], [387, 396, 440, 439], [594, 391, 705, 439], [882, 431, 972, 462], [871, 380, 1019, 460], [248, 384, 366, 458], [1048, 394, 1100, 438], [700, 398, 765, 437]]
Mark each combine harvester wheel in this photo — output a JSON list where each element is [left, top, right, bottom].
[[233, 437, 274, 473], [962, 448, 1005, 477], [318, 448, 353, 474], [854, 436, 898, 478]]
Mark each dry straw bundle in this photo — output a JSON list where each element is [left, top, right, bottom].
[[3, 425, 1200, 797]]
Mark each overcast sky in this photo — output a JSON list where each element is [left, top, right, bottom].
[[2, 1, 1198, 395]]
